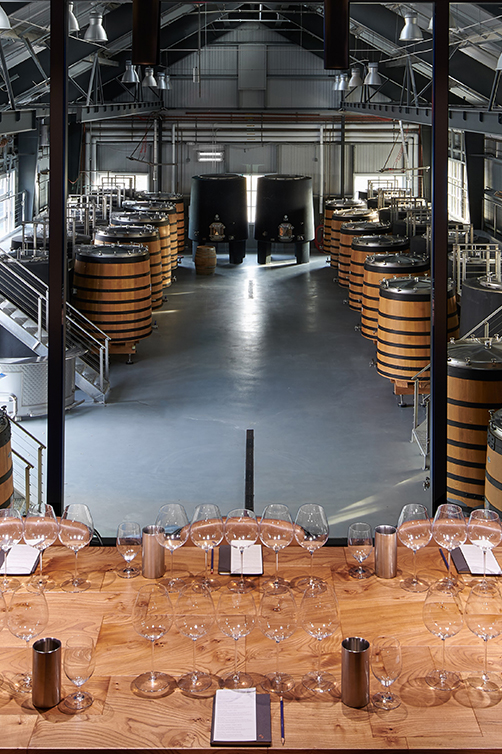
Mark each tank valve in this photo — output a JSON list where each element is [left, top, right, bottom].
[[278, 216, 294, 242], [209, 215, 225, 242]]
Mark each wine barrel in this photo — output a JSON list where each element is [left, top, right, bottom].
[[486, 406, 502, 512], [447, 339, 502, 508], [330, 209, 376, 270], [323, 199, 363, 261], [377, 277, 459, 383], [195, 245, 217, 275], [0, 410, 13, 509], [111, 211, 171, 289], [94, 226, 162, 310], [361, 252, 429, 341], [337, 221, 391, 297], [73, 245, 152, 345], [120, 202, 178, 284], [134, 191, 185, 264]]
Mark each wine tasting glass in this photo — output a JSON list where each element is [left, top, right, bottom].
[[432, 503, 466, 586], [216, 587, 256, 688], [175, 581, 215, 693], [155, 503, 189, 592], [224, 508, 259, 593], [258, 584, 297, 694], [423, 578, 464, 690], [116, 521, 141, 579], [371, 636, 402, 710], [0, 508, 23, 592], [259, 504, 294, 587], [294, 504, 329, 589], [299, 582, 339, 693], [7, 588, 49, 692], [467, 509, 502, 583], [62, 634, 96, 711], [58, 503, 94, 592], [397, 503, 432, 592], [132, 583, 175, 694], [465, 581, 502, 692], [347, 522, 373, 579], [190, 504, 224, 590], [23, 504, 59, 591]]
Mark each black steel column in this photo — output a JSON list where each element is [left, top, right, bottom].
[[47, 0, 68, 515], [464, 131, 484, 231], [431, 0, 449, 514]]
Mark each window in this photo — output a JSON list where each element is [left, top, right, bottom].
[[93, 172, 149, 193], [245, 174, 263, 223], [0, 170, 17, 240]]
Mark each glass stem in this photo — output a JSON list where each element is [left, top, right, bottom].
[[74, 549, 79, 584], [150, 638, 156, 678], [317, 638, 322, 679], [39, 550, 44, 580], [240, 548, 245, 589], [234, 638, 239, 678], [170, 550, 174, 581], [483, 548, 487, 581], [275, 549, 279, 583], [192, 639, 197, 683], [447, 549, 451, 580], [441, 637, 446, 679], [310, 550, 315, 582], [412, 548, 417, 583], [483, 638, 489, 680], [2, 548, 8, 589], [26, 639, 32, 681], [204, 548, 208, 582], [275, 638, 280, 678]]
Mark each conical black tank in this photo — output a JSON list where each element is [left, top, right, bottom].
[[254, 174, 314, 265], [188, 174, 248, 264]]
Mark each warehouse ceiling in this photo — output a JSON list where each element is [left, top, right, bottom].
[[0, 1, 501, 113]]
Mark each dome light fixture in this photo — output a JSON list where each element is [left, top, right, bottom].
[[399, 12, 423, 42], [348, 66, 364, 88], [332, 74, 340, 91], [121, 60, 140, 85], [164, 74, 172, 91], [68, 2, 79, 34], [156, 72, 167, 90], [142, 67, 157, 88], [338, 73, 349, 92], [364, 62, 382, 87], [0, 4, 11, 31], [84, 10, 108, 43]]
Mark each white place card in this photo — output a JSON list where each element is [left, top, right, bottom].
[[459, 544, 502, 576], [0, 544, 39, 575], [229, 543, 263, 575], [212, 688, 257, 743]]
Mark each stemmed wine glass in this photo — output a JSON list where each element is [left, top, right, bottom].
[[216, 587, 256, 688], [132, 583, 175, 694], [294, 504, 329, 589], [347, 522, 373, 579], [371, 636, 402, 710], [299, 582, 339, 693], [224, 509, 259, 593], [467, 509, 502, 583], [23, 504, 59, 591], [259, 504, 294, 588], [423, 578, 464, 690], [175, 581, 215, 693], [0, 508, 23, 592], [7, 588, 49, 692], [190, 504, 224, 590], [258, 584, 297, 694], [155, 504, 189, 592], [397, 503, 432, 592], [58, 503, 94, 592], [465, 581, 502, 692], [62, 634, 96, 711], [116, 521, 141, 579], [432, 503, 466, 587]]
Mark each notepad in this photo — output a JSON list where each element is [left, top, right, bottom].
[[0, 544, 40, 575], [211, 689, 271, 746], [217, 544, 263, 575], [451, 545, 502, 576]]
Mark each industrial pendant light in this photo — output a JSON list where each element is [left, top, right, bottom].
[[164, 74, 171, 91], [156, 72, 167, 90], [332, 74, 340, 91], [348, 66, 364, 88], [68, 2, 79, 34], [0, 5, 11, 31], [121, 60, 140, 84], [84, 10, 108, 43], [338, 73, 349, 91], [399, 12, 423, 42], [142, 67, 157, 87], [364, 62, 382, 87]]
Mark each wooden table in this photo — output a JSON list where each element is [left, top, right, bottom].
[[1, 542, 502, 753]]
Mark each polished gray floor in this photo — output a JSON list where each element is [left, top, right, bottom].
[[30, 248, 429, 538]]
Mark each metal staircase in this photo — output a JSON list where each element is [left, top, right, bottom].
[[0, 254, 110, 403]]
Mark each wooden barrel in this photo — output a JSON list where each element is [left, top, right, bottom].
[[73, 245, 152, 345], [446, 339, 502, 508], [323, 199, 362, 261], [111, 211, 171, 289], [330, 208, 375, 270], [135, 191, 185, 266], [94, 225, 163, 310], [195, 245, 217, 275], [361, 251, 429, 341], [0, 410, 13, 509], [377, 277, 459, 383], [121, 201, 178, 280], [486, 406, 502, 512], [338, 221, 391, 296]]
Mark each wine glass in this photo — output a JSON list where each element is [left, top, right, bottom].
[[224, 508, 259, 593], [432, 503, 466, 586], [423, 578, 464, 690], [467, 509, 502, 583], [0, 508, 23, 592], [7, 588, 49, 692], [23, 504, 59, 591], [347, 522, 373, 579], [216, 587, 256, 688], [132, 583, 175, 694], [299, 582, 339, 693], [190, 504, 224, 590], [371, 636, 402, 710], [116, 521, 141, 579], [397, 503, 432, 592], [465, 581, 502, 692], [58, 504, 94, 592], [62, 634, 96, 711], [155, 504, 189, 592], [259, 504, 294, 587], [174, 581, 215, 693], [294, 504, 329, 589], [258, 584, 297, 694]]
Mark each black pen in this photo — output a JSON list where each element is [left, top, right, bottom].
[[210, 548, 214, 574], [280, 695, 285, 745], [439, 548, 449, 570]]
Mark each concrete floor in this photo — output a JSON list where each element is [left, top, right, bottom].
[[28, 248, 430, 538]]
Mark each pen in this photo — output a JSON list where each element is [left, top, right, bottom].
[[210, 548, 214, 575], [280, 695, 285, 745], [439, 548, 449, 571]]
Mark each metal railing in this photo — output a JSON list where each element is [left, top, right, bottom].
[[451, 243, 501, 297], [9, 417, 45, 513], [0, 190, 27, 242]]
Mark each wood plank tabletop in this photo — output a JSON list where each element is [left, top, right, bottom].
[[1, 542, 502, 753]]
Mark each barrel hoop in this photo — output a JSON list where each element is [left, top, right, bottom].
[[73, 284, 152, 294], [74, 272, 151, 282], [447, 455, 486, 470], [447, 419, 488, 432], [486, 470, 502, 492], [377, 350, 430, 362], [488, 430, 502, 454], [377, 336, 430, 349], [377, 365, 426, 379], [76, 254, 150, 264], [0, 466, 12, 486], [378, 312, 430, 323], [446, 485, 484, 502], [81, 310, 152, 323], [380, 290, 431, 302], [447, 438, 487, 452], [446, 470, 485, 486], [73, 294, 152, 306], [447, 397, 502, 410], [92, 322, 152, 334], [447, 366, 502, 381]]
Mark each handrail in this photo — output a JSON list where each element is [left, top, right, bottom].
[[11, 448, 34, 515], [10, 416, 45, 508]]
